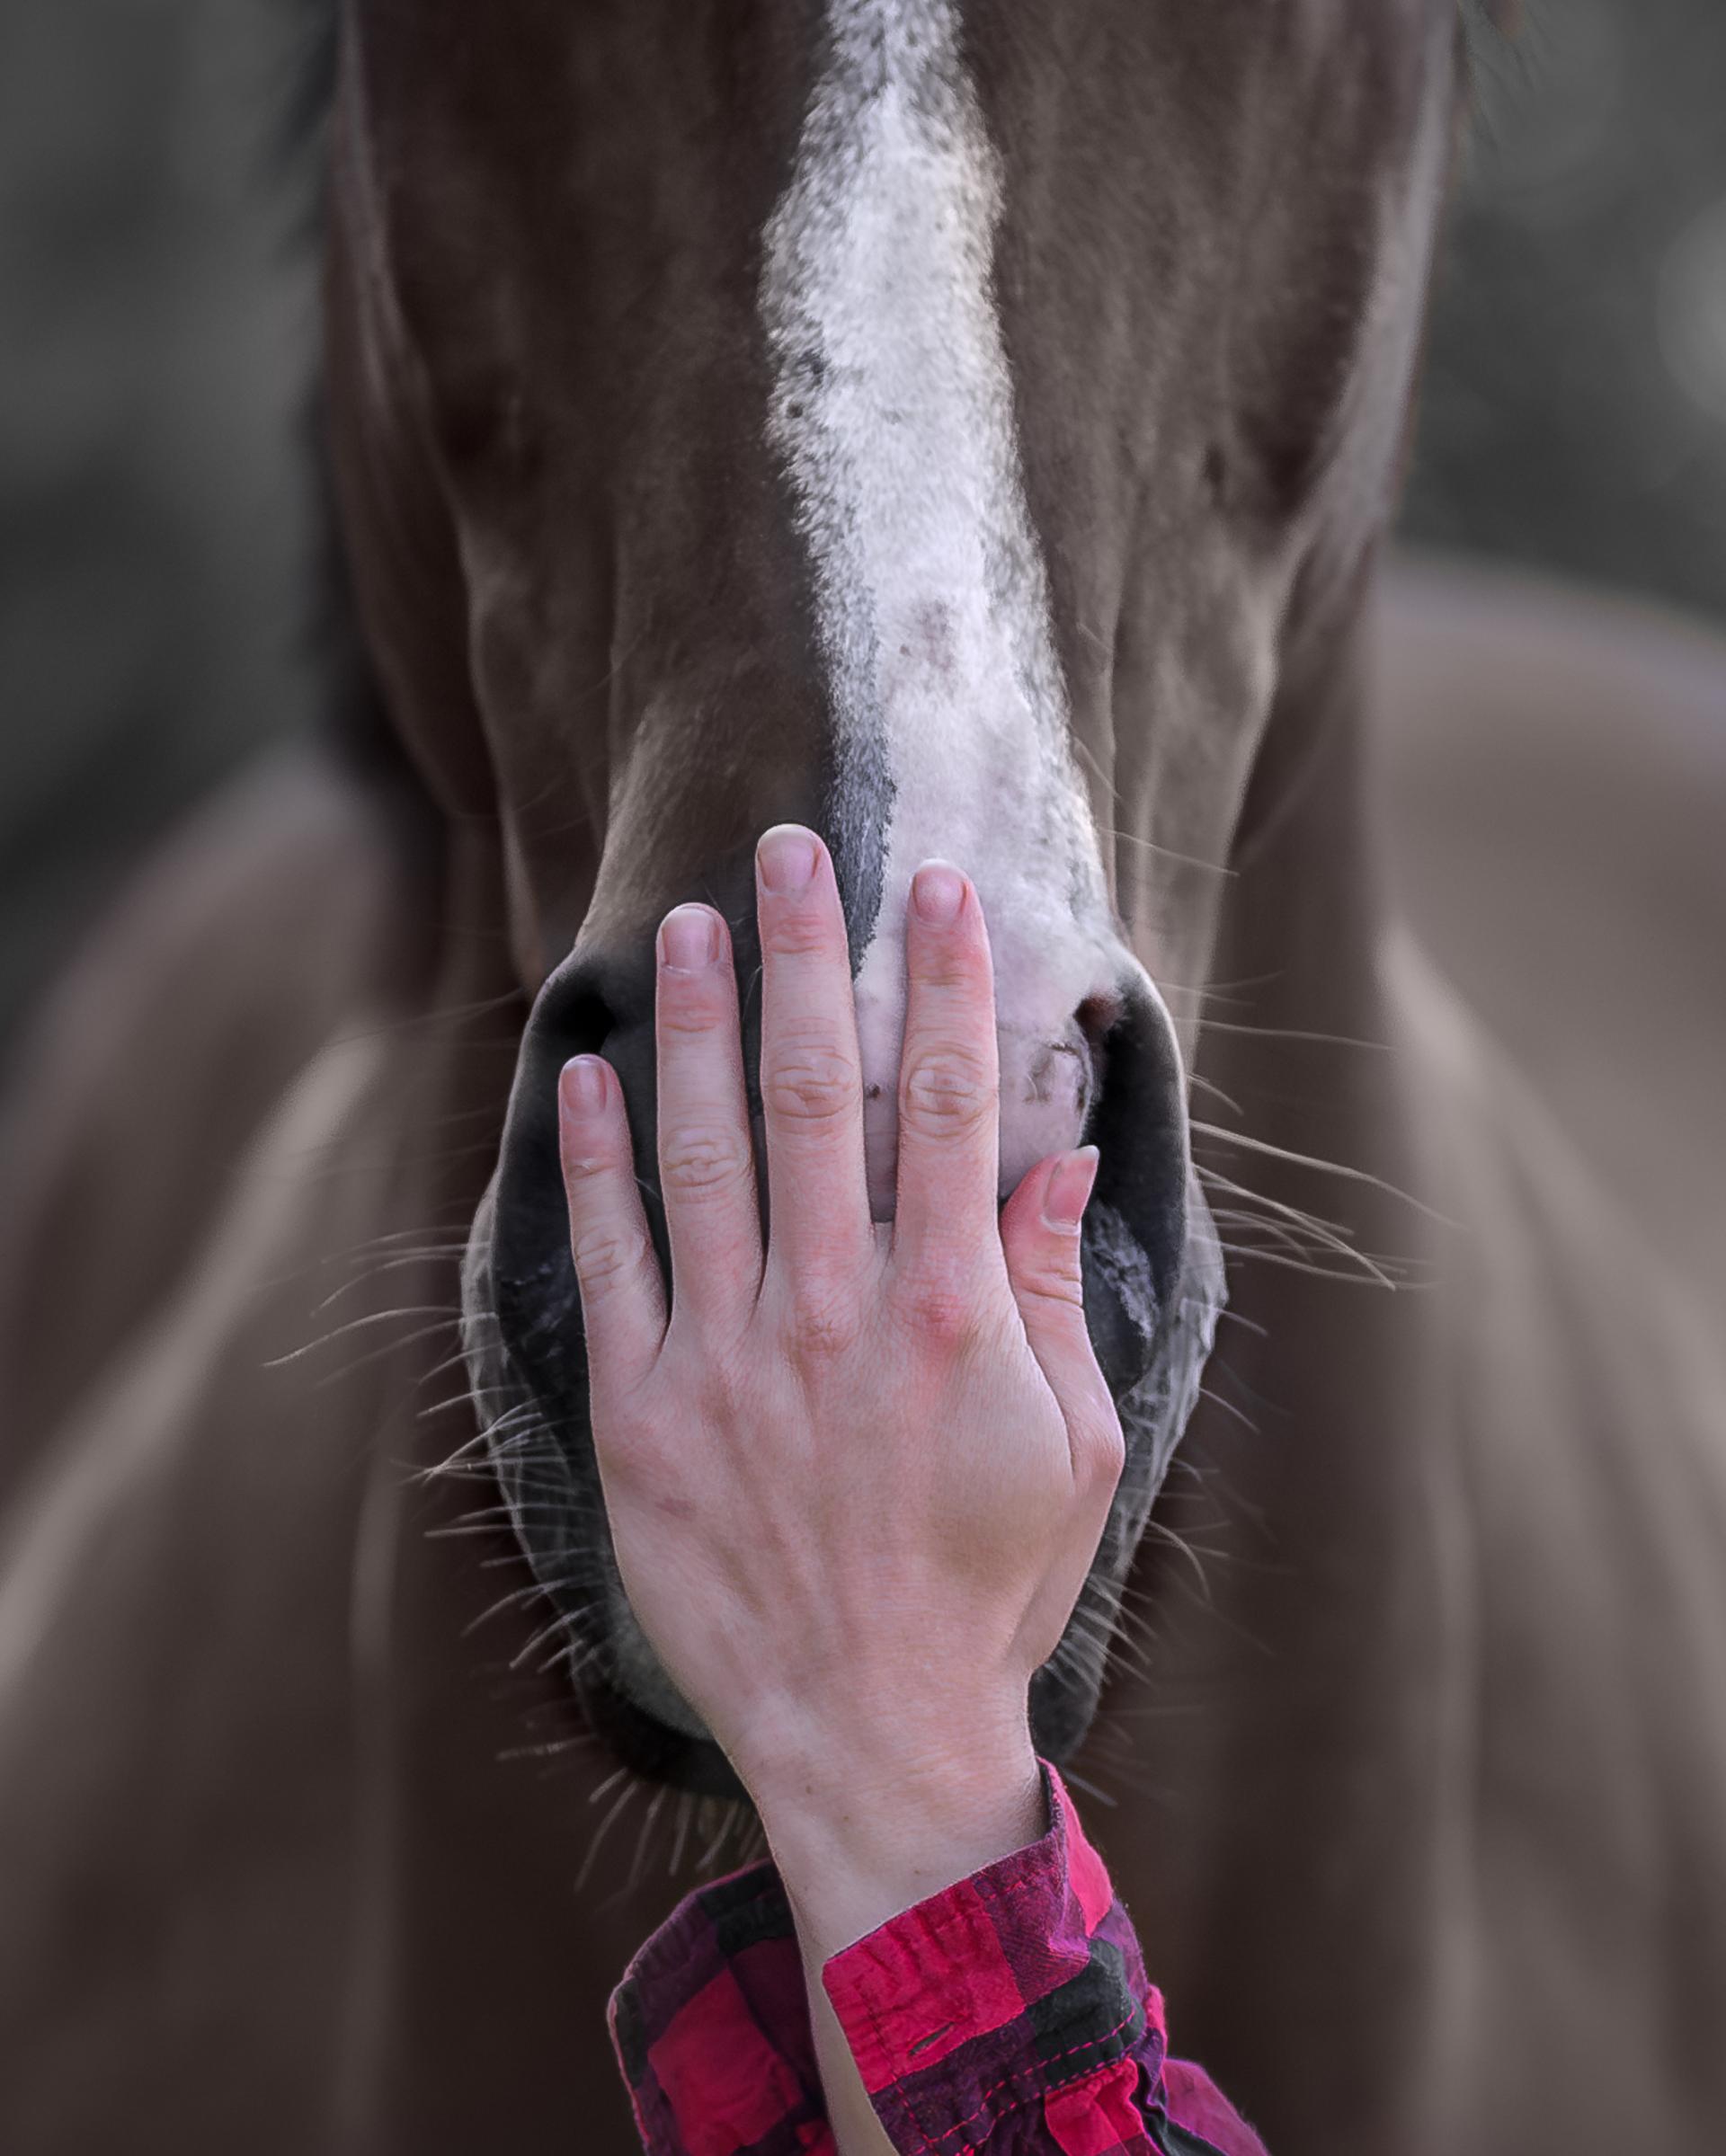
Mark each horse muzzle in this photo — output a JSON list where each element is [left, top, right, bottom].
[[463, 918, 1224, 1794]]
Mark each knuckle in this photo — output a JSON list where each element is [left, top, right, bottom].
[[1077, 1406, 1127, 1486], [659, 1122, 752, 1196], [655, 970, 734, 1043], [656, 980, 731, 1037], [895, 1273, 985, 1353], [692, 1359, 747, 1424], [593, 1406, 662, 1484], [562, 1140, 620, 1187], [783, 1289, 864, 1366], [571, 1224, 642, 1297], [1018, 1262, 1087, 1313], [762, 908, 838, 961], [764, 1032, 859, 1126], [900, 1042, 996, 1139], [918, 943, 988, 993]]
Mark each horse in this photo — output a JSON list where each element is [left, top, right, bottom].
[[2, 3, 1724, 2151]]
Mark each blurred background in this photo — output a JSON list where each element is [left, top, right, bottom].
[[1, 0, 1723, 1053]]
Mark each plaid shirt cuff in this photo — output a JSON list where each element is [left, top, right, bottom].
[[609, 1761, 1268, 2156]]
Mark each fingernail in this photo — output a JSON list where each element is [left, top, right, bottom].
[[1044, 1147, 1099, 1229], [912, 861, 965, 924], [758, 826, 819, 894], [561, 1055, 609, 1116], [658, 904, 720, 972]]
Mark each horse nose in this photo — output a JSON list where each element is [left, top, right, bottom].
[[854, 975, 1115, 1221], [508, 883, 1178, 1264]]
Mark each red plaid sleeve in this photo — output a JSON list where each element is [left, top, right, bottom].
[[608, 1761, 1268, 2156]]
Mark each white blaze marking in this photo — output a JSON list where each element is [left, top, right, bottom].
[[761, 0, 1113, 1152]]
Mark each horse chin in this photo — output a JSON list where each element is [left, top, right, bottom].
[[463, 1173, 1226, 1799]]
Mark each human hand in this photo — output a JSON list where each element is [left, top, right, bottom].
[[556, 824, 1124, 1939]]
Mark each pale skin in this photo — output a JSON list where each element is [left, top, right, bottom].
[[556, 824, 1127, 2155]]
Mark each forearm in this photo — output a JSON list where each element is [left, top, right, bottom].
[[754, 1725, 1048, 2156], [803, 1952, 898, 2156]]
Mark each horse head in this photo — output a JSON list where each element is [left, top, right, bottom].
[[323, 0, 1464, 1793]]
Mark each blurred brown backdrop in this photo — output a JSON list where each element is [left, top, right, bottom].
[[2, 0, 1723, 1049]]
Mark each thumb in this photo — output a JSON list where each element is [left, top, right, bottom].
[[1001, 1149, 1122, 1478]]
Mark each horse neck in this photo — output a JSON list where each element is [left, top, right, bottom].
[[1188, 591, 1440, 1560], [1093, 609, 1462, 2125]]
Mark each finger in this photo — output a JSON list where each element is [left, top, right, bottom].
[[754, 826, 874, 1291], [889, 863, 1002, 1282], [1000, 1148, 1122, 1484], [654, 901, 763, 1330], [557, 1053, 667, 1395]]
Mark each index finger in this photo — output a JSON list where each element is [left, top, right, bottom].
[[888, 863, 1003, 1282]]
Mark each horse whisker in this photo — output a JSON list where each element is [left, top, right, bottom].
[[262, 1304, 462, 1368], [1189, 1119, 1452, 1224]]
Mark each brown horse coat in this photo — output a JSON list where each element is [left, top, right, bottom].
[[2, 568, 1722, 2155], [2, 4, 1725, 2150]]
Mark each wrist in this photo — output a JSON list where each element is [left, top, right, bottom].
[[743, 1707, 1046, 1960]]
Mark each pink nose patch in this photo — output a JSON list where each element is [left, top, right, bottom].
[[860, 1016, 1098, 1220]]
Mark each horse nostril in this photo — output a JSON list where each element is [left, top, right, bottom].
[[522, 961, 626, 1083], [997, 997, 1116, 1199], [1076, 989, 1125, 1059], [1085, 976, 1191, 1308]]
